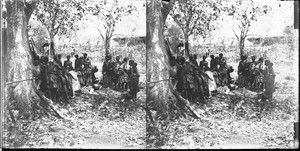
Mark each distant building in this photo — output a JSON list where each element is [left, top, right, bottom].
[[247, 36, 288, 46], [112, 36, 146, 46]]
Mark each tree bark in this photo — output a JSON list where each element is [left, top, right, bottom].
[[49, 33, 55, 58], [239, 38, 245, 57], [5, 0, 63, 120], [5, 0, 37, 118], [146, 0, 177, 120], [105, 37, 111, 57], [184, 33, 190, 59]]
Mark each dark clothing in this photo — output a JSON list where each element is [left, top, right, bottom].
[[237, 60, 248, 86], [210, 58, 217, 71], [56, 59, 63, 68], [190, 59, 198, 67], [218, 57, 227, 68], [75, 58, 82, 70], [64, 60, 73, 71], [183, 62, 195, 90], [199, 60, 209, 72], [264, 65, 275, 95], [129, 67, 140, 94], [82, 57, 91, 68]]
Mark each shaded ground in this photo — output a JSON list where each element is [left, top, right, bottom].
[[147, 60, 297, 149], [3, 88, 146, 149]]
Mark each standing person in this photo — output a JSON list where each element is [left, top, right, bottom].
[[102, 56, 110, 87], [70, 52, 76, 70], [75, 54, 84, 85], [82, 53, 91, 67], [249, 55, 258, 89], [205, 49, 210, 57], [40, 56, 50, 94], [57, 54, 63, 67], [129, 62, 140, 101], [256, 57, 265, 73], [175, 56, 185, 93], [68, 68, 80, 98], [191, 54, 198, 67], [254, 57, 265, 89], [82, 53, 92, 86], [47, 60, 60, 103], [237, 55, 248, 87], [264, 60, 276, 101], [74, 54, 82, 70], [182, 60, 195, 101], [217, 53, 227, 86], [115, 56, 122, 65], [210, 55, 217, 71], [112, 55, 121, 88], [64, 55, 73, 71], [121, 57, 130, 77], [199, 56, 209, 72]]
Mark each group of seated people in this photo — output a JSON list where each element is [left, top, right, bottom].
[[101, 55, 140, 101], [34, 52, 98, 104], [170, 53, 233, 104], [237, 55, 276, 101], [169, 52, 276, 104]]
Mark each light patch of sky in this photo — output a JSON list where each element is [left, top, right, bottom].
[[75, 0, 145, 41], [212, 0, 294, 43]]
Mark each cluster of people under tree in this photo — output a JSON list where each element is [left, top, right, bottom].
[[237, 55, 276, 101], [170, 52, 234, 104], [101, 55, 140, 101], [170, 49, 276, 104], [35, 52, 98, 104]]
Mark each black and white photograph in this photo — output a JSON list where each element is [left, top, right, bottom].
[[145, 0, 298, 149], [0, 0, 299, 150], [1, 0, 146, 149]]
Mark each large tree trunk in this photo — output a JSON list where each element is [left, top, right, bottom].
[[239, 37, 245, 57], [146, 0, 200, 121], [184, 33, 190, 59], [146, 1, 202, 148], [146, 0, 174, 120], [5, 0, 37, 118], [49, 34, 55, 58], [105, 37, 111, 57], [5, 0, 63, 120]]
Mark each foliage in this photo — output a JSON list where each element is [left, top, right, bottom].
[[86, 0, 137, 55], [227, 0, 271, 56], [164, 23, 184, 53], [28, 20, 49, 53], [3, 88, 146, 148], [283, 25, 296, 54], [33, 0, 86, 39], [169, 0, 224, 40]]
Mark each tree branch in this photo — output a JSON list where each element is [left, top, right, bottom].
[[162, 0, 175, 23], [232, 28, 240, 41], [25, 0, 37, 22]]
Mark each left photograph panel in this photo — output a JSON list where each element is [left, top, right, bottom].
[[1, 0, 146, 149]]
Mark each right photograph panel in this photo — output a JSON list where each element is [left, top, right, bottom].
[[146, 0, 299, 149]]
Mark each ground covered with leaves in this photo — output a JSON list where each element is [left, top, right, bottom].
[[3, 88, 146, 149], [146, 59, 298, 149]]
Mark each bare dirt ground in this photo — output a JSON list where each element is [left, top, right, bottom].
[[154, 59, 297, 149], [3, 88, 146, 149]]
